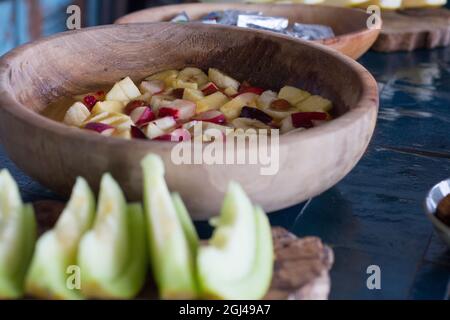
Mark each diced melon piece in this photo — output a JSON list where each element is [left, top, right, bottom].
[[172, 79, 198, 90], [106, 83, 129, 102], [147, 70, 179, 87], [196, 92, 229, 114], [183, 88, 204, 103], [208, 68, 240, 91], [220, 93, 258, 121], [296, 95, 333, 113], [278, 86, 311, 106], [91, 101, 125, 115], [63, 102, 90, 127]]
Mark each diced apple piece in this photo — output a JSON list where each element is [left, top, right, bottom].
[[183, 88, 204, 103], [113, 128, 132, 140], [78, 175, 147, 299], [158, 99, 196, 121], [131, 126, 147, 140], [118, 77, 141, 100], [63, 102, 90, 127], [296, 95, 333, 113], [291, 112, 328, 129], [224, 87, 239, 97], [280, 116, 295, 134], [25, 178, 95, 300], [231, 118, 271, 131], [130, 106, 155, 127], [220, 93, 258, 121], [197, 182, 273, 300], [208, 68, 240, 91], [141, 154, 198, 299], [193, 110, 226, 125], [91, 101, 125, 115], [278, 86, 311, 106], [257, 90, 277, 109], [140, 80, 165, 95], [150, 95, 175, 112], [202, 122, 231, 142], [196, 92, 229, 114], [84, 123, 115, 136], [144, 116, 177, 140], [124, 100, 148, 115], [201, 82, 219, 96], [106, 83, 129, 102], [147, 70, 179, 87], [178, 67, 209, 87], [0, 169, 36, 299], [264, 108, 297, 121], [238, 86, 265, 95]]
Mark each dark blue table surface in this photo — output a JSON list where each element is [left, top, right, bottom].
[[1, 46, 449, 300]]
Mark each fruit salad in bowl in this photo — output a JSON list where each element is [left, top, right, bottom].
[[46, 67, 333, 142]]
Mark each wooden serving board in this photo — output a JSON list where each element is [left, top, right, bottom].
[[33, 201, 334, 300], [372, 8, 450, 52]]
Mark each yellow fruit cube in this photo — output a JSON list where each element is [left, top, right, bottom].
[[147, 70, 179, 87], [278, 86, 311, 106], [91, 101, 125, 115], [172, 79, 198, 90], [183, 88, 204, 102], [296, 95, 333, 113], [196, 92, 229, 114], [220, 93, 258, 121], [118, 77, 141, 100], [106, 83, 129, 102]]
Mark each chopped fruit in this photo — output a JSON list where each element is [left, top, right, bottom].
[[220, 93, 258, 121], [193, 110, 226, 125], [158, 99, 196, 121], [75, 91, 105, 102], [145, 116, 176, 139], [113, 128, 132, 140], [208, 68, 240, 91], [150, 95, 175, 111], [201, 82, 219, 96], [124, 100, 147, 115], [280, 116, 295, 134], [270, 99, 292, 111], [197, 182, 273, 300], [130, 106, 155, 127], [291, 112, 328, 128], [85, 122, 115, 136], [25, 178, 95, 300], [202, 122, 230, 142], [91, 101, 125, 115], [183, 88, 204, 103], [278, 86, 311, 106], [0, 170, 36, 299], [106, 83, 129, 102], [296, 95, 333, 113], [156, 128, 192, 142], [239, 107, 273, 124], [171, 79, 198, 90], [117, 77, 141, 100], [147, 70, 179, 87], [172, 88, 185, 99], [141, 154, 198, 299], [238, 86, 265, 96], [224, 87, 239, 97], [83, 95, 98, 110], [63, 102, 90, 127], [139, 80, 165, 95], [257, 90, 277, 109], [231, 118, 272, 131], [84, 112, 133, 132], [78, 174, 147, 299], [131, 126, 147, 140], [196, 91, 229, 114], [178, 67, 209, 87], [136, 92, 152, 103]]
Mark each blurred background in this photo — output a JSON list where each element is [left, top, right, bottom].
[[0, 0, 193, 55]]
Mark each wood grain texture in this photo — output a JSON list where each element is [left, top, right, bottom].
[[373, 8, 450, 52], [0, 23, 378, 219], [33, 201, 333, 300], [115, 3, 380, 60]]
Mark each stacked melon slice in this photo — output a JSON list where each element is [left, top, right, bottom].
[[0, 154, 273, 300]]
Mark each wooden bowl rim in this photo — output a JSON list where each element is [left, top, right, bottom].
[[0, 23, 379, 149], [115, 3, 382, 47]]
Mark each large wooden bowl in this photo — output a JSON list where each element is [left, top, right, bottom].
[[0, 23, 378, 220], [116, 3, 380, 60]]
